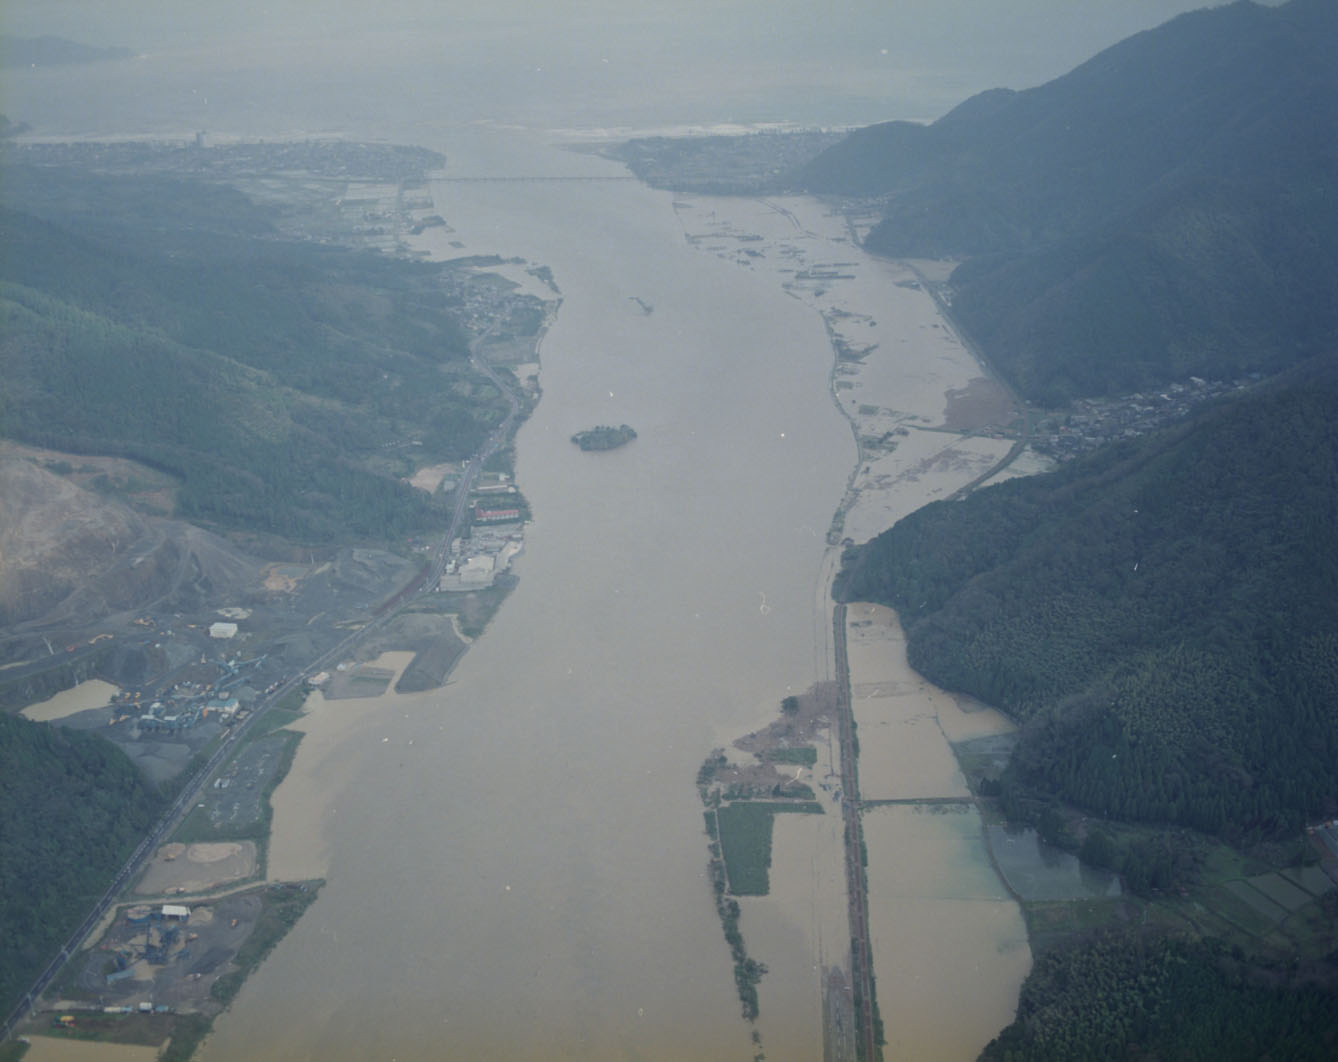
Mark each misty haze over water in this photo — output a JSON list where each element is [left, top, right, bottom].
[[3, 1, 1234, 140]]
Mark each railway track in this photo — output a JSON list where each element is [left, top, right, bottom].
[[833, 603, 880, 1062]]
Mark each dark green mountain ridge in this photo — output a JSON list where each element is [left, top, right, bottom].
[[795, 0, 1338, 403], [981, 929, 1338, 1061], [836, 353, 1338, 836], [0, 712, 163, 1019], [0, 164, 509, 544]]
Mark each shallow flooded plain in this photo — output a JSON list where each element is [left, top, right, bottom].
[[863, 806, 1031, 1061], [845, 604, 1031, 1060], [743, 727, 850, 1061]]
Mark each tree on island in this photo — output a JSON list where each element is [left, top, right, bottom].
[[570, 424, 637, 451]]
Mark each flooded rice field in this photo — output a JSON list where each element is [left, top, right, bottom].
[[845, 605, 1030, 1060]]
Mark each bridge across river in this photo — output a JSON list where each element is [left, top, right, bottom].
[[431, 174, 637, 183]]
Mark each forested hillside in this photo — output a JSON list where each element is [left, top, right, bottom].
[[793, 0, 1338, 403], [981, 929, 1338, 1061], [835, 355, 1338, 837], [0, 163, 506, 543], [949, 171, 1338, 405], [0, 712, 163, 1017]]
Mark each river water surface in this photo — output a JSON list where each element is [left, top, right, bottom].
[[195, 129, 1038, 1059], [199, 129, 855, 1061]]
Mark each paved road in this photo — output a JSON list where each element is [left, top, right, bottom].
[[433, 175, 635, 183], [424, 328, 525, 589]]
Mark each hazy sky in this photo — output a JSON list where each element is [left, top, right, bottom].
[[2, 0, 1249, 131]]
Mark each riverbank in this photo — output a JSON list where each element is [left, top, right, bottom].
[[13, 652, 445, 1057], [669, 191, 1044, 1059], [0, 145, 561, 1054], [262, 652, 417, 883], [669, 196, 1031, 543]]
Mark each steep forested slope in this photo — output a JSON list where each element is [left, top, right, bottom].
[[836, 355, 1338, 835], [0, 165, 507, 543], [794, 0, 1338, 403], [0, 713, 163, 1017], [981, 930, 1338, 1061]]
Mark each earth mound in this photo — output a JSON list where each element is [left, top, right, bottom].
[[0, 458, 258, 627]]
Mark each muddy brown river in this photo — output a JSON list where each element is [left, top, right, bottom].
[[199, 132, 856, 1060], [190, 127, 1034, 1059]]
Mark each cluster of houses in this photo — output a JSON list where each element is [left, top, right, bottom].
[[1033, 377, 1248, 460]]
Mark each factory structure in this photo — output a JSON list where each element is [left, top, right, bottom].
[[436, 474, 527, 590], [133, 653, 267, 733]]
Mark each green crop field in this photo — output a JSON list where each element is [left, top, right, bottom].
[[716, 802, 823, 897]]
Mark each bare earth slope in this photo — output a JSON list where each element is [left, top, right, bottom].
[[0, 458, 257, 629]]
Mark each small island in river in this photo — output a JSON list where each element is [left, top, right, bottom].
[[571, 424, 637, 451]]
